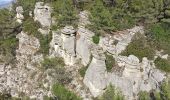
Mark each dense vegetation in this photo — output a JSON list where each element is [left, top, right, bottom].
[[52, 83, 81, 100], [0, 9, 20, 64], [92, 35, 100, 44], [51, 0, 78, 29], [121, 33, 155, 61], [154, 57, 170, 72], [147, 22, 170, 55], [98, 85, 124, 100], [105, 53, 116, 72]]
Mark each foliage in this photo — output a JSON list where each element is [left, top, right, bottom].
[[147, 22, 170, 55], [154, 57, 170, 72], [0, 9, 20, 63], [16, 0, 37, 17], [52, 83, 81, 100], [79, 66, 88, 77], [86, 0, 136, 33], [121, 33, 155, 61], [92, 35, 100, 44], [22, 17, 41, 36], [138, 91, 150, 100], [51, 0, 78, 29], [105, 53, 115, 72], [38, 32, 52, 55], [160, 80, 170, 100], [98, 85, 124, 100], [41, 57, 65, 70]]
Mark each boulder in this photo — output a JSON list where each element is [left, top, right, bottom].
[[83, 57, 107, 97], [34, 2, 51, 28]]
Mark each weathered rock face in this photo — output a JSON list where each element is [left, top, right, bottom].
[[76, 28, 94, 66], [16, 6, 24, 23], [84, 54, 166, 99], [76, 11, 94, 66], [83, 57, 107, 97], [0, 32, 54, 99], [34, 2, 51, 28], [83, 25, 166, 99], [99, 26, 144, 55], [50, 26, 77, 65], [50, 11, 94, 66], [34, 2, 51, 35]]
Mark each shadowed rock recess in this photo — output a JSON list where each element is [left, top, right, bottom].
[[0, 0, 170, 100]]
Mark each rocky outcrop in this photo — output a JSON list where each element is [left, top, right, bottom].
[[50, 11, 94, 66], [76, 11, 94, 66], [0, 32, 54, 99], [99, 26, 144, 55], [76, 27, 94, 66], [34, 2, 51, 35], [83, 25, 166, 99], [50, 26, 77, 65], [16, 6, 24, 23], [34, 2, 51, 28]]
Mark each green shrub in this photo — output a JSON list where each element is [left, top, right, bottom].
[[138, 91, 150, 100], [87, 0, 135, 33], [92, 35, 100, 44], [38, 32, 52, 55], [154, 57, 170, 72], [41, 57, 65, 70], [121, 33, 155, 61], [79, 66, 88, 77], [160, 80, 170, 100], [105, 53, 115, 72], [98, 85, 124, 100], [51, 0, 78, 28], [52, 83, 81, 100], [0, 9, 19, 63], [147, 22, 170, 55], [16, 0, 37, 17]]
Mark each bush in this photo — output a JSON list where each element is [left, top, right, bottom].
[[79, 66, 88, 77], [51, 0, 78, 28], [98, 85, 124, 100], [41, 57, 65, 70], [105, 53, 115, 72], [154, 57, 170, 72], [0, 9, 19, 63], [92, 35, 100, 44], [121, 33, 155, 61], [160, 80, 170, 100], [86, 0, 135, 34], [52, 83, 81, 100], [138, 91, 150, 100], [147, 22, 170, 55], [16, 0, 37, 17]]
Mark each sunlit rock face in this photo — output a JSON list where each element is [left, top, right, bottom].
[[0, 0, 14, 8]]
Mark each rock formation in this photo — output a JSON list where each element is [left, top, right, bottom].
[[34, 2, 52, 35], [16, 6, 24, 23]]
